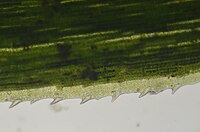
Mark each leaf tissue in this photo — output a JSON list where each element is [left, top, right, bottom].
[[0, 0, 200, 107]]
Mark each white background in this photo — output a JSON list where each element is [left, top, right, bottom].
[[0, 83, 200, 132]]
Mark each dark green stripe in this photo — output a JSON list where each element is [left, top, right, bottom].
[[0, 0, 200, 91]]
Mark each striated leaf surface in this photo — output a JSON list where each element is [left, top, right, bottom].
[[0, 0, 200, 106]]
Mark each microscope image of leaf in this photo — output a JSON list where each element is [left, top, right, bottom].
[[0, 0, 200, 107]]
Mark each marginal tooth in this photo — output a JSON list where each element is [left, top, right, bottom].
[[139, 92, 148, 98], [111, 95, 119, 103], [50, 97, 63, 105], [172, 84, 183, 94], [30, 99, 40, 104], [111, 91, 121, 103], [80, 96, 91, 104], [172, 85, 181, 94], [9, 100, 22, 108]]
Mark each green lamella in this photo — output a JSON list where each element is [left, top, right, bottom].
[[0, 0, 200, 105]]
